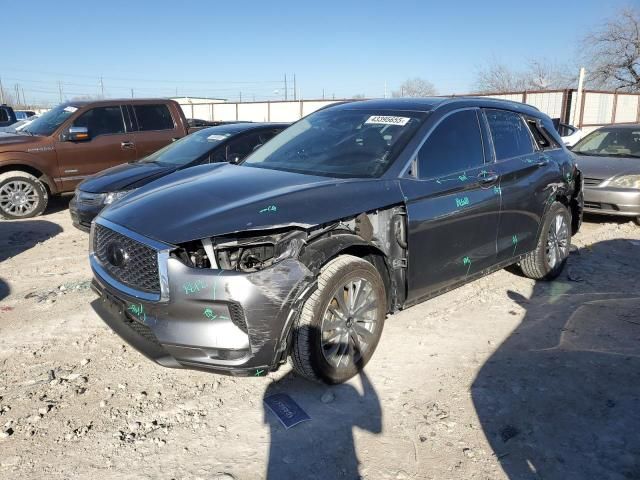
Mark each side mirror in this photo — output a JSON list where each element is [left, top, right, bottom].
[[67, 126, 90, 142]]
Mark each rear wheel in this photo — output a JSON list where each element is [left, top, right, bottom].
[[0, 171, 48, 219], [290, 255, 387, 384], [519, 202, 571, 280]]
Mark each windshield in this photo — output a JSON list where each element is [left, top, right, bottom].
[[140, 127, 232, 166], [23, 104, 79, 136], [241, 109, 426, 178], [572, 128, 640, 158]]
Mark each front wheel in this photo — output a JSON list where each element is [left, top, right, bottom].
[[290, 255, 387, 384], [519, 202, 571, 280], [0, 171, 49, 219]]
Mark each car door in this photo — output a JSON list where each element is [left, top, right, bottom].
[[128, 103, 182, 158], [400, 108, 501, 303], [55, 105, 137, 191], [483, 109, 561, 264]]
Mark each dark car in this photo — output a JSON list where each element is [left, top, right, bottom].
[[70, 122, 287, 231], [15, 110, 36, 121], [570, 124, 640, 224], [0, 104, 17, 128], [89, 98, 583, 384]]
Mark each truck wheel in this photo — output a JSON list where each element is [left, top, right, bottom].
[[0, 171, 49, 219], [290, 255, 387, 384], [519, 202, 571, 280]]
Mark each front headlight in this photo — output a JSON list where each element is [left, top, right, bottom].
[[104, 189, 136, 205], [610, 175, 640, 189]]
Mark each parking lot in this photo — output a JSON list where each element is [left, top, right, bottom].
[[0, 198, 638, 479]]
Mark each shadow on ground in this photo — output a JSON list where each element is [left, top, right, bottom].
[[473, 239, 640, 480], [264, 369, 381, 479], [0, 278, 9, 301], [0, 219, 63, 262], [44, 194, 73, 216]]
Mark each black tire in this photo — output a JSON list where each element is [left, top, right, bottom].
[[634, 216, 640, 226], [0, 171, 48, 219], [290, 255, 387, 384], [519, 202, 571, 280]]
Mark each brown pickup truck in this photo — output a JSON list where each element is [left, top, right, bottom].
[[0, 99, 190, 219]]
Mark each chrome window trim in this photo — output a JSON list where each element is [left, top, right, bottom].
[[91, 217, 175, 303]]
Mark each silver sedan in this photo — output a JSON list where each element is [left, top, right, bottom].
[[571, 124, 640, 224]]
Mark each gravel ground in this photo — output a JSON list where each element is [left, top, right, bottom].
[[1, 197, 639, 480]]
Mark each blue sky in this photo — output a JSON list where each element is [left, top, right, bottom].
[[1, 0, 631, 105]]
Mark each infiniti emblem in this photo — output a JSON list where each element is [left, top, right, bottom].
[[105, 241, 129, 268]]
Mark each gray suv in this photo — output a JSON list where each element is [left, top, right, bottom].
[[89, 98, 583, 384]]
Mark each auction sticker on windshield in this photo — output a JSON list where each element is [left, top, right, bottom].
[[365, 115, 410, 126], [64, 106, 78, 113]]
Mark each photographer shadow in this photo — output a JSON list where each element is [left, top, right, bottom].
[[472, 239, 640, 479]]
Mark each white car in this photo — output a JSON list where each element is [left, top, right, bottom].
[[553, 119, 585, 147]]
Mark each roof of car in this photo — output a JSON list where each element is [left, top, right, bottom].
[[596, 123, 640, 130], [196, 122, 288, 136], [61, 98, 182, 107], [330, 96, 542, 115]]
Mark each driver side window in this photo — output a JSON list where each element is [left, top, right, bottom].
[[73, 106, 125, 138], [417, 110, 485, 179]]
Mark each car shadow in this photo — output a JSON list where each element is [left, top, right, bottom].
[[472, 239, 640, 479], [0, 219, 63, 262], [263, 366, 381, 479], [0, 278, 9, 301]]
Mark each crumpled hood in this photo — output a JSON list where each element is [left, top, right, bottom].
[[78, 161, 177, 193], [574, 154, 640, 180], [101, 163, 403, 245]]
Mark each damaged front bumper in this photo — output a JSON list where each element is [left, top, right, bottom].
[[90, 219, 315, 377]]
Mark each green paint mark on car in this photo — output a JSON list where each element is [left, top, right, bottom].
[[493, 186, 502, 195], [462, 256, 472, 275], [203, 308, 217, 320], [455, 197, 470, 208], [183, 280, 207, 295], [259, 205, 277, 214], [255, 369, 265, 376], [512, 234, 519, 255], [127, 303, 146, 323]]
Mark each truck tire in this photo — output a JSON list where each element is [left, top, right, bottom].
[[0, 171, 49, 219], [519, 202, 571, 280], [290, 255, 387, 384]]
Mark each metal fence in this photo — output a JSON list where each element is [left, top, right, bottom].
[[177, 89, 640, 133]]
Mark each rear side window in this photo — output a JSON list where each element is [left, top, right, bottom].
[[417, 109, 485, 179], [226, 132, 265, 160], [526, 118, 552, 149], [73, 106, 125, 137], [133, 104, 174, 131], [0, 109, 8, 122], [485, 109, 535, 160]]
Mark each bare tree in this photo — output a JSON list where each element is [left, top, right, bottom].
[[392, 77, 437, 97], [474, 59, 527, 93], [582, 8, 640, 91], [474, 58, 575, 93]]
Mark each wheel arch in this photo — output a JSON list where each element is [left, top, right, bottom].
[[0, 163, 57, 194]]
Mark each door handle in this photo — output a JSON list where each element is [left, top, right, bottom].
[[121, 141, 135, 149], [478, 173, 499, 184], [534, 156, 549, 167]]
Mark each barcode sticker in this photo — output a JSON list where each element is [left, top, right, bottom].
[[365, 115, 410, 126]]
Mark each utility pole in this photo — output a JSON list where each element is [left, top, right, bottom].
[[284, 74, 288, 101], [58, 81, 63, 102], [131, 88, 134, 98], [322, 88, 325, 100], [293, 74, 297, 101], [384, 80, 387, 99], [21, 87, 26, 107], [0, 77, 4, 104], [14, 84, 19, 107], [572, 67, 585, 127], [239, 91, 242, 102], [99, 77, 104, 98]]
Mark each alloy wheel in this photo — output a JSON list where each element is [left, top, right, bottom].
[[320, 277, 379, 368], [0, 180, 39, 217], [546, 213, 569, 268]]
